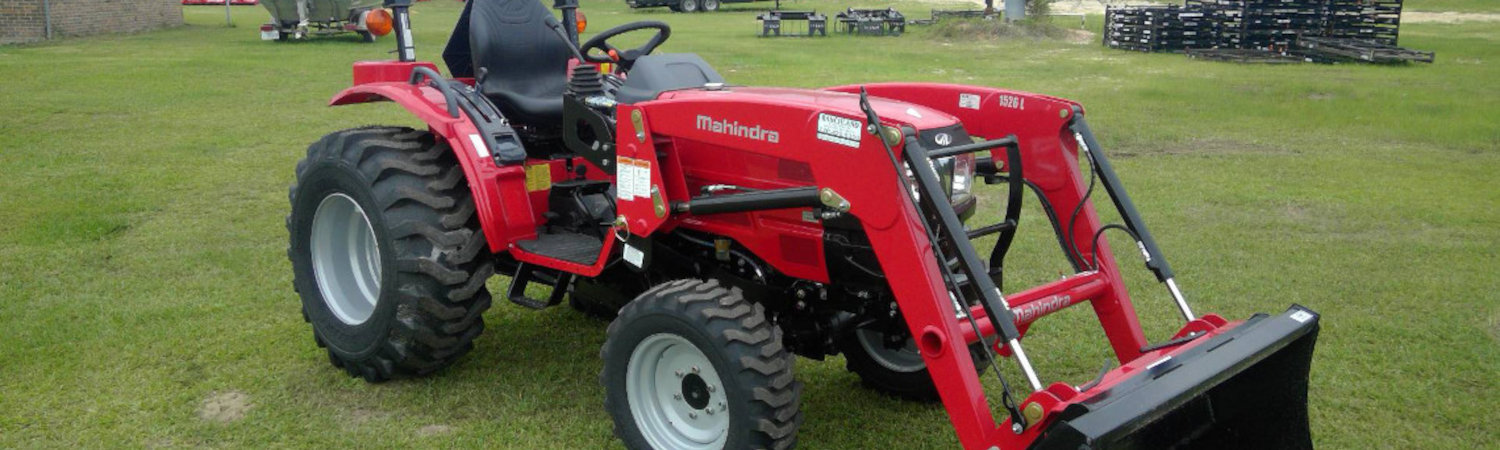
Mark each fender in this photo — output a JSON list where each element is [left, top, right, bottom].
[[329, 78, 539, 254]]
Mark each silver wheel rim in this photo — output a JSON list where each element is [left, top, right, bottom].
[[310, 193, 382, 326], [682, 0, 697, 12], [855, 328, 927, 373], [627, 333, 729, 449], [704, 0, 718, 9]]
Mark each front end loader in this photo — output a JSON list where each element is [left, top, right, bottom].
[[284, 0, 1321, 447]]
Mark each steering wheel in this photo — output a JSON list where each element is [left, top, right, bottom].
[[580, 21, 671, 71]]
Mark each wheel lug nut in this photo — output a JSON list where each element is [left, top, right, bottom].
[[689, 412, 698, 419], [707, 385, 716, 392], [706, 409, 715, 415], [674, 393, 683, 401], [691, 366, 700, 374], [675, 370, 684, 378]]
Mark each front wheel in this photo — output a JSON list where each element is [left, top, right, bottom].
[[701, 0, 719, 12], [358, 30, 377, 43], [602, 279, 802, 449], [678, 0, 699, 13], [287, 126, 494, 382], [840, 326, 992, 401]]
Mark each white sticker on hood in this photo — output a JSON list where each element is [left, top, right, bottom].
[[959, 93, 981, 110], [816, 113, 862, 148]]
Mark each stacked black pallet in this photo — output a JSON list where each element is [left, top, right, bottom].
[[1323, 0, 1402, 45], [1188, 0, 1326, 50], [1104, 5, 1214, 52]]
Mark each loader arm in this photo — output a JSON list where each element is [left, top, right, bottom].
[[825, 83, 1151, 363]]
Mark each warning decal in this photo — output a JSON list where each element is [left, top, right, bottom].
[[615, 156, 653, 200]]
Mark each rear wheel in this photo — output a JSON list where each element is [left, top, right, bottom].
[[602, 279, 802, 449], [840, 326, 991, 401], [678, 0, 699, 13], [701, 0, 719, 12], [358, 30, 377, 43], [287, 126, 494, 382]]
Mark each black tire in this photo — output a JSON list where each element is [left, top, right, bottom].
[[287, 126, 494, 382], [358, 30, 377, 43], [602, 279, 802, 449], [668, 4, 681, 12], [678, 0, 699, 13], [839, 327, 991, 402], [701, 0, 719, 12]]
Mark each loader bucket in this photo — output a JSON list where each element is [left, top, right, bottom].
[[1033, 305, 1320, 450]]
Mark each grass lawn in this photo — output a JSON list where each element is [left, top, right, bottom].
[[1, 0, 1496, 448]]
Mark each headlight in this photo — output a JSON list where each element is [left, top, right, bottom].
[[951, 152, 975, 197]]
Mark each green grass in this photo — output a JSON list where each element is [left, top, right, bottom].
[[2, 0, 1497, 448]]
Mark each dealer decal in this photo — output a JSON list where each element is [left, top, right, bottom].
[[816, 113, 862, 148], [958, 93, 981, 110]]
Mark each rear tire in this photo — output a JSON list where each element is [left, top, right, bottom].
[[701, 0, 719, 12], [287, 126, 494, 382], [678, 0, 699, 13], [602, 279, 802, 449], [358, 30, 377, 43], [840, 327, 991, 401]]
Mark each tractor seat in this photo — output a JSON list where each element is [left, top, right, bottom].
[[467, 0, 573, 129]]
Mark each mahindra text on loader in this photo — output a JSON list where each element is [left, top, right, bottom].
[[284, 0, 1321, 447]]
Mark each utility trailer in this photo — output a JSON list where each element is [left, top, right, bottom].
[[259, 0, 391, 42], [626, 0, 763, 13], [285, 0, 1323, 447]]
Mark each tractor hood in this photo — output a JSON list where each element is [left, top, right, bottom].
[[657, 86, 963, 131]]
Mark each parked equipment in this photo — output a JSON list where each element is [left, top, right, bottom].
[[287, 0, 1322, 447], [757, 9, 828, 37], [259, 0, 391, 41], [834, 7, 905, 36]]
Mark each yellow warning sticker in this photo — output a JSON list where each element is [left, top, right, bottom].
[[525, 164, 552, 192]]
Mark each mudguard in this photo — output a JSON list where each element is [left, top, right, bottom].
[[328, 61, 538, 253]]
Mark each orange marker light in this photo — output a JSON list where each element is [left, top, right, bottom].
[[365, 9, 393, 36], [575, 10, 588, 33]]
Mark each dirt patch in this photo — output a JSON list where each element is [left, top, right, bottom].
[[1403, 12, 1500, 24], [198, 391, 251, 423], [1065, 28, 1098, 44], [417, 424, 456, 437]]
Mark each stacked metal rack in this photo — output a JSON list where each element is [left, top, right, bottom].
[[1323, 0, 1402, 45], [1188, 0, 1329, 50], [1104, 0, 1430, 63], [1104, 5, 1214, 52]]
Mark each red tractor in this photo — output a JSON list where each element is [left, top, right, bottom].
[[286, 0, 1321, 447]]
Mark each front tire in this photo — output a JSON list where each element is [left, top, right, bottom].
[[602, 279, 802, 449], [840, 326, 991, 401], [701, 0, 719, 12], [678, 0, 699, 13], [288, 126, 494, 382]]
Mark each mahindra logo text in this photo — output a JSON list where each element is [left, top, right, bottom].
[[1014, 295, 1071, 323], [696, 115, 780, 144]]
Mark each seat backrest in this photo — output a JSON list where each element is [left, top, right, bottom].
[[467, 0, 573, 129]]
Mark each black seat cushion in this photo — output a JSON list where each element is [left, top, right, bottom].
[[457, 0, 573, 129]]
